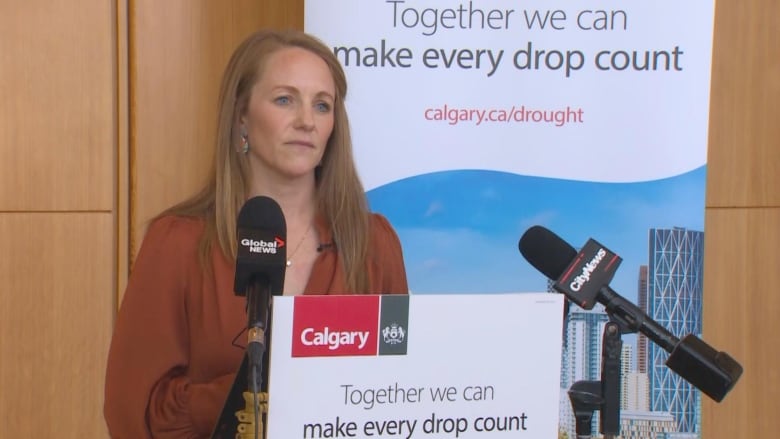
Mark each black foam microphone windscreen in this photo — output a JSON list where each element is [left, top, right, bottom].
[[518, 225, 577, 280], [234, 196, 287, 296]]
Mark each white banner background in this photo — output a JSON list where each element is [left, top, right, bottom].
[[306, 0, 713, 189]]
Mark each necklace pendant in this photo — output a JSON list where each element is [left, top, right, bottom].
[[285, 224, 312, 269]]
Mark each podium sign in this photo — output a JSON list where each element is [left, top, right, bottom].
[[267, 293, 564, 438]]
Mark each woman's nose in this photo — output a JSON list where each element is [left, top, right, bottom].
[[295, 105, 315, 130]]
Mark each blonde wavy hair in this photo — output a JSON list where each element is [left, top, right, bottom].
[[162, 29, 370, 292]]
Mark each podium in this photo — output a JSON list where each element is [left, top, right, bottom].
[[213, 293, 565, 438]]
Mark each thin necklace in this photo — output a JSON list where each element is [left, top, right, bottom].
[[286, 224, 312, 267]]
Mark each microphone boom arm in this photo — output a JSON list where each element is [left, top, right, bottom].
[[597, 286, 679, 352], [595, 285, 741, 402]]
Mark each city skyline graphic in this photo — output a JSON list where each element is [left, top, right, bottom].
[[367, 167, 706, 437]]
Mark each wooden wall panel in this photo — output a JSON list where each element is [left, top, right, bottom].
[[129, 0, 303, 262], [0, 214, 113, 438], [701, 209, 780, 437], [706, 0, 780, 207], [703, 0, 779, 436], [117, 0, 131, 296], [0, 2, 114, 211], [0, 2, 119, 437]]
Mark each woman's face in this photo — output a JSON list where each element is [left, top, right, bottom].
[[241, 47, 336, 182]]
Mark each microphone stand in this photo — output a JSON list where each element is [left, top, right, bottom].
[[565, 284, 743, 438], [237, 279, 272, 439], [519, 227, 742, 436], [567, 321, 622, 439], [209, 351, 271, 439], [211, 281, 273, 439]]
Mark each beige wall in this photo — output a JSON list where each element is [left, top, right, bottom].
[[0, 1, 300, 437], [0, 0, 775, 437], [701, 0, 779, 437], [0, 1, 116, 437]]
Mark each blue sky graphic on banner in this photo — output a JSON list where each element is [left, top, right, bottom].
[[306, 1, 714, 436], [367, 167, 705, 298]]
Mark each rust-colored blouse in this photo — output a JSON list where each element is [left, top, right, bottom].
[[104, 214, 408, 438]]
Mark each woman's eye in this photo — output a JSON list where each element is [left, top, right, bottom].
[[315, 102, 331, 113], [274, 96, 291, 105]]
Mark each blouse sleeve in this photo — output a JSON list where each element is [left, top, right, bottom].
[[103, 216, 233, 438], [370, 214, 409, 294]]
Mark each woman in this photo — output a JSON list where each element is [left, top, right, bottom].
[[104, 29, 408, 438]]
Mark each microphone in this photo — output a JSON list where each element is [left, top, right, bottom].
[[519, 225, 743, 402], [234, 196, 287, 391]]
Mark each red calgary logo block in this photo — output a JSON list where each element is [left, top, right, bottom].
[[291, 295, 380, 357]]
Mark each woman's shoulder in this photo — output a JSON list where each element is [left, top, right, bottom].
[[141, 214, 206, 251], [368, 213, 402, 244], [147, 214, 205, 235], [369, 212, 393, 231], [367, 213, 409, 293]]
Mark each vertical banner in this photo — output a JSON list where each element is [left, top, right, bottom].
[[306, 1, 713, 437]]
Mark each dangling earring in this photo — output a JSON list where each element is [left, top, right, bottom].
[[240, 127, 250, 154]]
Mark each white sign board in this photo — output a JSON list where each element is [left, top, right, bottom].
[[267, 293, 564, 438]]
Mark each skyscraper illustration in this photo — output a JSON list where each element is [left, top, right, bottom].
[[559, 305, 610, 437], [637, 265, 649, 374], [560, 306, 610, 390], [647, 227, 704, 433]]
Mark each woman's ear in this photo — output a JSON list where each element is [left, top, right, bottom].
[[239, 124, 250, 154]]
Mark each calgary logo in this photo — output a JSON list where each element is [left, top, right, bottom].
[[382, 323, 406, 345], [240, 237, 285, 254], [291, 295, 409, 358], [300, 327, 370, 350]]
